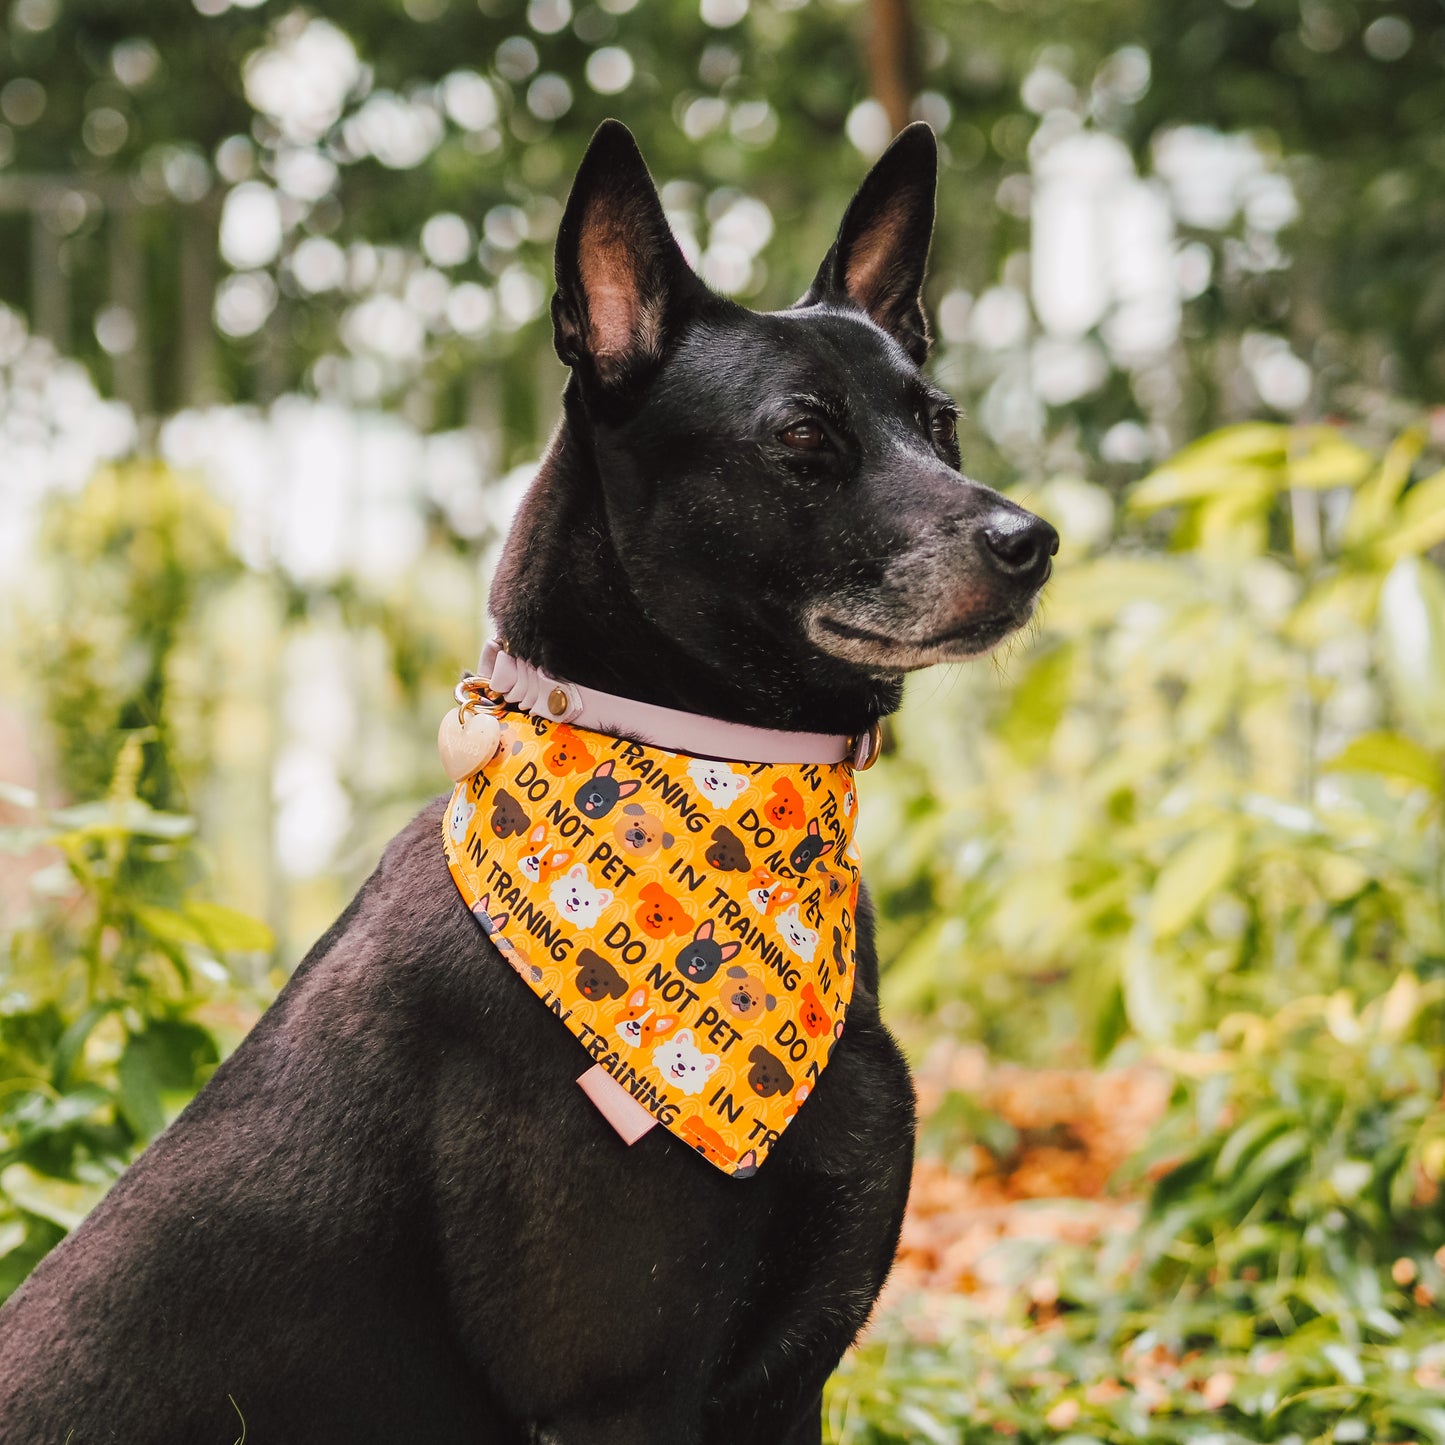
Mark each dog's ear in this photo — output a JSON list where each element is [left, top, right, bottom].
[[799, 122, 937, 363], [552, 120, 704, 390]]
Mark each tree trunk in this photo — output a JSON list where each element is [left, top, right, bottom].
[[869, 0, 916, 136]]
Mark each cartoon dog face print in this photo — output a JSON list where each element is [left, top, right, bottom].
[[764, 776, 806, 830], [544, 724, 596, 778], [798, 982, 831, 1038], [549, 865, 613, 928], [774, 903, 819, 963], [673, 919, 741, 986], [686, 759, 748, 810], [490, 789, 530, 839], [789, 819, 828, 874], [831, 925, 851, 978], [733, 1149, 759, 1179], [518, 823, 571, 885], [651, 1029, 720, 1097], [615, 987, 676, 1049], [574, 947, 628, 1002], [635, 882, 692, 940], [746, 869, 797, 917], [746, 1045, 793, 1098], [722, 965, 776, 1021], [679, 1115, 737, 1168], [471, 895, 507, 937], [574, 760, 640, 819], [705, 824, 749, 872], [613, 803, 673, 860], [448, 796, 476, 843]]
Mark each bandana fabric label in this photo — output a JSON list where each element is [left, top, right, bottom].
[[442, 709, 861, 1177]]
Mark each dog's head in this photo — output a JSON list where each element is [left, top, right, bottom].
[[495, 121, 1056, 720]]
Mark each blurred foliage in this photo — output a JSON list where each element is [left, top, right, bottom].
[[0, 736, 270, 1303], [6, 0, 1445, 474], [828, 977, 1445, 1442], [868, 420, 1445, 1059]]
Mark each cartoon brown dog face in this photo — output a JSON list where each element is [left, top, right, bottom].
[[764, 777, 806, 830], [544, 724, 596, 778], [613, 803, 673, 859], [705, 824, 749, 872], [575, 947, 628, 1001], [747, 1045, 793, 1098], [722, 965, 775, 1020], [635, 881, 692, 939], [490, 789, 529, 839]]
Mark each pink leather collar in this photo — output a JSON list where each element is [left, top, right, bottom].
[[477, 639, 877, 767]]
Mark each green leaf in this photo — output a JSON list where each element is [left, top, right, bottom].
[[115, 1022, 218, 1141], [1377, 467, 1445, 561], [0, 1164, 108, 1231], [1286, 432, 1375, 490], [1344, 427, 1425, 547], [1323, 732, 1442, 792], [1149, 826, 1241, 939], [50, 1002, 121, 1090], [1378, 558, 1445, 746], [999, 642, 1075, 764], [184, 901, 275, 954]]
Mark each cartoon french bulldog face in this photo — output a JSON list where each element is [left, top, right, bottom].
[[673, 919, 740, 986], [490, 789, 530, 839], [615, 986, 675, 1048], [549, 865, 613, 928], [448, 796, 476, 843], [705, 824, 749, 872], [722, 965, 775, 1020], [613, 803, 673, 859], [686, 759, 748, 809], [574, 760, 640, 819], [635, 882, 692, 939], [544, 724, 595, 777], [746, 1045, 793, 1098], [518, 823, 571, 884], [774, 903, 818, 963], [575, 947, 628, 1001], [789, 819, 828, 874], [471, 895, 507, 937], [764, 777, 806, 829], [798, 981, 831, 1038], [651, 1029, 720, 1096]]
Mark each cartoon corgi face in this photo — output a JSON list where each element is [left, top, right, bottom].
[[448, 796, 476, 843], [686, 759, 748, 809], [651, 1029, 720, 1096], [747, 869, 797, 917], [775, 903, 818, 963], [544, 724, 596, 777], [722, 964, 775, 1020], [548, 865, 613, 928], [635, 882, 692, 940], [798, 981, 830, 1038], [518, 823, 572, 885], [574, 760, 640, 819], [615, 987, 676, 1049], [764, 777, 806, 829], [613, 803, 673, 859], [674, 919, 740, 986], [789, 819, 827, 873]]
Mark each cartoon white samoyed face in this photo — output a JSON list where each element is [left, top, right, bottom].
[[549, 865, 613, 928], [448, 796, 476, 843], [775, 904, 818, 963], [651, 1029, 720, 1096], [687, 760, 748, 809]]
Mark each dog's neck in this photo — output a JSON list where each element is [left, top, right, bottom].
[[489, 396, 901, 737]]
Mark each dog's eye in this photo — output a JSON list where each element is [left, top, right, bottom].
[[779, 421, 828, 452], [930, 412, 958, 450]]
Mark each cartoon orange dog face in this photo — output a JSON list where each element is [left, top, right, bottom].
[[680, 1115, 737, 1168], [544, 724, 596, 777], [612, 803, 673, 860], [635, 882, 692, 939], [798, 982, 831, 1038], [764, 776, 806, 829]]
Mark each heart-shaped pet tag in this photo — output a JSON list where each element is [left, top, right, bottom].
[[438, 707, 502, 782]]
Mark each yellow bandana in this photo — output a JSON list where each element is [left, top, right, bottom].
[[442, 709, 861, 1177]]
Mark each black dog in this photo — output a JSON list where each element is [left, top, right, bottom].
[[0, 121, 1055, 1443]]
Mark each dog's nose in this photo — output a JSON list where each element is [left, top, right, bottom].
[[980, 511, 1059, 584]]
